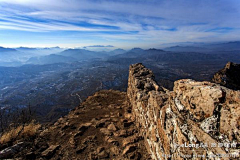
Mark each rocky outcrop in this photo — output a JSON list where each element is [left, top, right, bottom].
[[128, 63, 239, 160], [212, 62, 240, 90]]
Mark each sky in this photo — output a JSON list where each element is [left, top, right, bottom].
[[0, 0, 240, 49]]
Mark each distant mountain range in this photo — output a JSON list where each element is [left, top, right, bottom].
[[164, 41, 240, 52], [1, 41, 240, 66], [26, 54, 76, 65], [1, 41, 240, 126], [0, 47, 17, 52]]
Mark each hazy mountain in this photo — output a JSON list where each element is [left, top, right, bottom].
[[0, 47, 24, 66], [16, 47, 37, 51], [164, 46, 211, 52], [164, 41, 240, 53], [0, 47, 66, 66], [59, 49, 109, 60], [204, 41, 240, 51], [16, 47, 64, 55], [0, 47, 17, 52], [27, 54, 76, 65], [109, 48, 216, 62], [108, 49, 126, 55], [129, 47, 144, 53], [0, 61, 23, 67]]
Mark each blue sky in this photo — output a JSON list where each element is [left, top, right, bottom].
[[0, 0, 240, 49]]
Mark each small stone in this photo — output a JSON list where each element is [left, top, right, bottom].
[[124, 113, 132, 119], [111, 117, 119, 122], [107, 123, 117, 131], [100, 128, 112, 136], [69, 137, 75, 146], [110, 146, 120, 156]]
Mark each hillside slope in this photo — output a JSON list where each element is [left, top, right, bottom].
[[0, 90, 150, 160]]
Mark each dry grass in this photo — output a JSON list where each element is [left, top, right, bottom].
[[0, 121, 41, 144]]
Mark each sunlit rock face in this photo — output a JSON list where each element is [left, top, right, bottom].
[[128, 63, 239, 160]]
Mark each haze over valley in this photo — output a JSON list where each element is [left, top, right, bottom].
[[1, 42, 240, 122]]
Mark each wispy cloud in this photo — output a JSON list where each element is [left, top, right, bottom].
[[0, 0, 240, 48]]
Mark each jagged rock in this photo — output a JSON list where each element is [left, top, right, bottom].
[[41, 145, 59, 158]]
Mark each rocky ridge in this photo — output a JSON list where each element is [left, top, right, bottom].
[[0, 63, 239, 159]]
